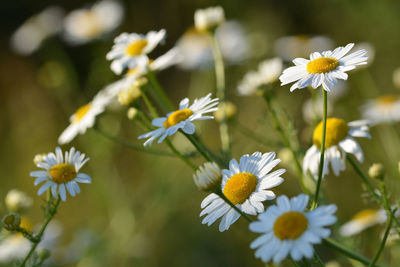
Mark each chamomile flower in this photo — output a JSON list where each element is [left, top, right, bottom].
[[280, 43, 368, 92], [58, 82, 120, 144], [362, 95, 400, 124], [249, 194, 337, 264], [63, 0, 124, 44], [138, 94, 219, 146], [194, 6, 225, 32], [238, 57, 283, 95], [303, 118, 371, 178], [30, 147, 91, 201], [200, 152, 285, 232], [106, 30, 166, 74], [340, 209, 386, 237]]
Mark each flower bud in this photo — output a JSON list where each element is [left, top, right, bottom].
[[37, 248, 51, 261], [368, 163, 385, 181], [127, 107, 139, 120], [214, 101, 237, 122], [194, 6, 225, 32], [193, 162, 222, 191], [2, 212, 21, 231], [5, 189, 33, 212], [33, 153, 47, 165]]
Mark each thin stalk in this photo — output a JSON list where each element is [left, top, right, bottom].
[[263, 92, 308, 194], [211, 32, 230, 159], [146, 70, 174, 113], [313, 254, 325, 267], [141, 90, 159, 118], [165, 139, 197, 170], [215, 190, 253, 222], [234, 120, 277, 148], [323, 238, 381, 266], [368, 207, 395, 266], [313, 89, 328, 206], [20, 197, 61, 267]]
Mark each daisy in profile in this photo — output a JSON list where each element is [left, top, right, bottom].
[[340, 208, 386, 237], [249, 194, 337, 264], [280, 43, 368, 92], [238, 57, 283, 95], [138, 93, 219, 146], [362, 95, 400, 124], [63, 0, 124, 44], [30, 147, 91, 201], [200, 152, 285, 232], [303, 118, 371, 178], [58, 82, 120, 144], [106, 29, 166, 74]]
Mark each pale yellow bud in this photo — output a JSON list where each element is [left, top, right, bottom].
[[2, 212, 21, 231], [33, 153, 47, 165], [214, 101, 237, 122], [194, 6, 225, 32], [127, 107, 139, 120], [368, 163, 385, 181], [193, 162, 222, 191]]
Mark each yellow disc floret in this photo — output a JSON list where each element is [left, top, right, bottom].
[[377, 95, 398, 104], [73, 103, 92, 123], [273, 211, 308, 240], [163, 108, 193, 128], [313, 118, 349, 148], [223, 172, 258, 205], [125, 40, 148, 56], [307, 57, 339, 74], [49, 163, 77, 184]]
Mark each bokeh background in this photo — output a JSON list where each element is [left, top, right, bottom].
[[1, 0, 400, 266]]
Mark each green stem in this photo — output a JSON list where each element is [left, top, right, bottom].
[[323, 238, 381, 266], [146, 70, 174, 113], [314, 89, 328, 206], [313, 254, 325, 267], [141, 89, 159, 118], [211, 32, 230, 159], [215, 190, 253, 222], [234, 120, 278, 148], [20, 197, 61, 267], [165, 139, 197, 170], [263, 92, 308, 194]]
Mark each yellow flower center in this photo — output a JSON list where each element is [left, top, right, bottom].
[[313, 118, 349, 148], [49, 163, 77, 184], [20, 217, 32, 232], [163, 108, 193, 128], [127, 59, 154, 76], [307, 57, 339, 74], [377, 95, 398, 104], [73, 103, 92, 123], [352, 209, 379, 223], [125, 40, 148, 56], [223, 172, 258, 205], [273, 211, 308, 240]]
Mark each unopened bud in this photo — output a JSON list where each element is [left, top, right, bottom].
[[194, 6, 225, 32], [368, 163, 385, 181], [193, 162, 222, 191], [37, 248, 51, 261], [33, 153, 47, 165], [127, 108, 139, 120], [5, 189, 33, 212], [2, 213, 21, 231], [214, 101, 237, 122]]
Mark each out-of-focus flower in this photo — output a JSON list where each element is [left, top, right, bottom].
[[63, 0, 124, 44], [393, 68, 400, 89], [138, 94, 219, 146], [10, 6, 64, 55], [217, 21, 249, 64], [30, 147, 91, 202], [274, 35, 334, 62], [193, 162, 222, 191], [58, 82, 120, 144], [214, 101, 237, 122], [362, 95, 400, 124], [106, 30, 166, 74], [2, 213, 21, 231], [280, 43, 368, 92], [117, 77, 146, 106], [34, 153, 47, 165], [303, 118, 371, 178], [238, 58, 282, 95], [368, 163, 385, 181], [201, 152, 285, 232], [302, 95, 333, 123], [249, 194, 337, 264], [340, 209, 386, 236], [127, 107, 139, 120], [194, 6, 225, 32], [5, 190, 33, 212], [353, 42, 375, 67]]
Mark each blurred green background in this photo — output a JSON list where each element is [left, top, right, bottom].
[[2, 0, 400, 266]]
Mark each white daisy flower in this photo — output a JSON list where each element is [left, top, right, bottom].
[[200, 152, 285, 232], [138, 93, 219, 146], [303, 118, 371, 178], [193, 162, 222, 191], [362, 95, 400, 124], [63, 0, 124, 44], [340, 208, 387, 237], [280, 43, 368, 92], [30, 147, 91, 201], [58, 82, 120, 144], [238, 57, 283, 95], [106, 29, 166, 74], [194, 6, 225, 32], [249, 194, 337, 264]]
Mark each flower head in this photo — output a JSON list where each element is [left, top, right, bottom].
[[200, 152, 285, 232], [30, 147, 91, 201], [194, 6, 225, 32], [362, 95, 400, 124], [340, 209, 387, 236], [138, 93, 219, 146], [193, 162, 222, 191], [249, 194, 337, 264], [303, 118, 371, 178], [106, 30, 166, 74], [280, 43, 368, 92], [5, 189, 33, 212]]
